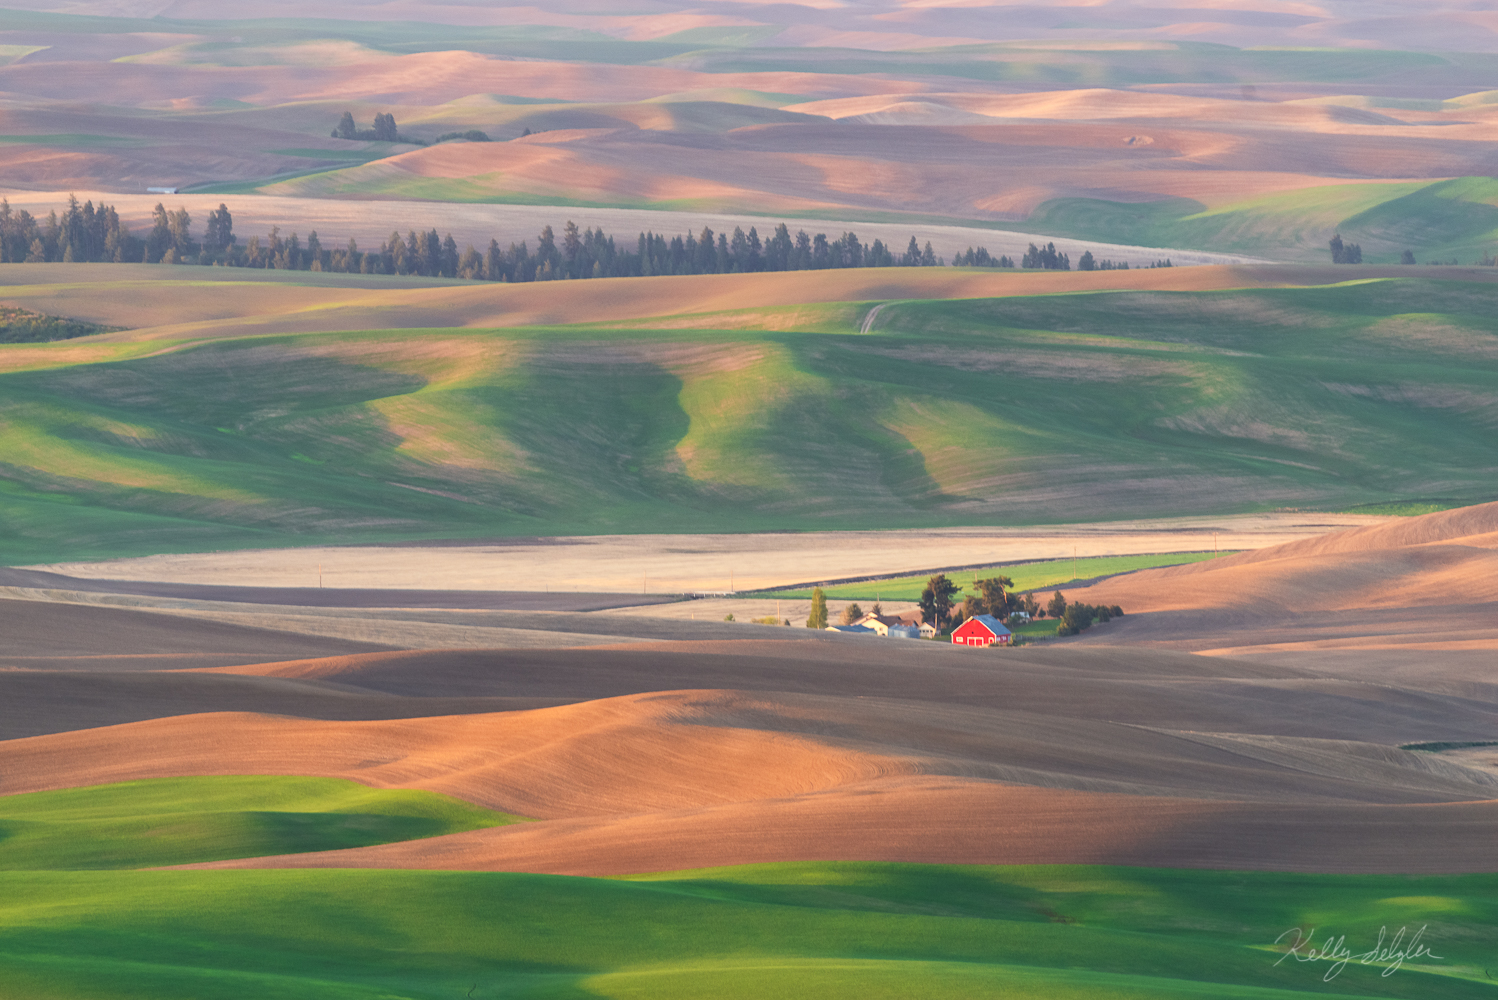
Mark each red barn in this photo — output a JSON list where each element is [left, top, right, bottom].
[[951, 614, 1012, 647]]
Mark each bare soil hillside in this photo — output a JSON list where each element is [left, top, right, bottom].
[[1066, 502, 1498, 652], [3, 503, 1497, 877]]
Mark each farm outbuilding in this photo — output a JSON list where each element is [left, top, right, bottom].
[[852, 613, 903, 636], [951, 614, 1012, 648]]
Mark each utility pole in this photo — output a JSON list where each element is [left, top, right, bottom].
[[318, 563, 323, 589]]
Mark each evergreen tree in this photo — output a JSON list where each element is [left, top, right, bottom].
[[458, 245, 483, 279], [307, 231, 323, 270], [1047, 591, 1068, 620], [1078, 250, 1096, 271], [793, 229, 812, 270], [147, 203, 171, 263], [401, 230, 419, 274], [696, 226, 716, 273], [439, 233, 458, 277], [204, 204, 235, 253], [806, 587, 828, 629], [537, 225, 558, 276], [562, 221, 582, 276], [902, 236, 921, 267], [334, 111, 357, 139], [167, 208, 192, 258], [843, 231, 864, 268], [60, 194, 84, 263], [373, 112, 398, 142], [812, 232, 830, 269], [730, 226, 749, 272], [766, 223, 793, 271], [486, 239, 503, 281]]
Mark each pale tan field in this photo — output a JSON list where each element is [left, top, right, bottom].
[[33, 512, 1384, 594]]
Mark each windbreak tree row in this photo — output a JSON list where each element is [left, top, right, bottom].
[[0, 197, 953, 279]]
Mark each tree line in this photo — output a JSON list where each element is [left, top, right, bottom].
[[1, 195, 1175, 278], [0, 197, 950, 277]]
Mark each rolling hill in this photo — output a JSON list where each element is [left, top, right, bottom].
[[1, 265, 1495, 563], [1, 501, 1495, 998]]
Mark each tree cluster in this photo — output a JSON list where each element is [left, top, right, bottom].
[[956, 575, 1015, 625], [1045, 591, 1125, 637], [0, 305, 116, 344], [1329, 233, 1363, 264], [0, 196, 135, 263], [953, 246, 1014, 268], [1078, 251, 1130, 271], [434, 130, 492, 143], [332, 111, 420, 144], [1022, 242, 1070, 270]]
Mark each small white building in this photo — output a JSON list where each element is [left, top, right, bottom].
[[851, 613, 903, 636]]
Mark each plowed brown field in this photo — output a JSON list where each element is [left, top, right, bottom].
[[3, 505, 1495, 875]]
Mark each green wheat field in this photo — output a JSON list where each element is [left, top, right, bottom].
[[0, 777, 1491, 999], [1, 274, 1495, 564]]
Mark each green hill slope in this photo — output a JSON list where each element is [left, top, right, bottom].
[[0, 862, 1493, 998], [1027, 178, 1498, 264], [0, 776, 523, 870], [1, 273, 1495, 562]]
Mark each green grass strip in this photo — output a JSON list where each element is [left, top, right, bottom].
[[0, 775, 525, 870], [756, 551, 1228, 601]]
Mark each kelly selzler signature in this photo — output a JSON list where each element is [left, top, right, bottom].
[[1273, 925, 1443, 981]]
